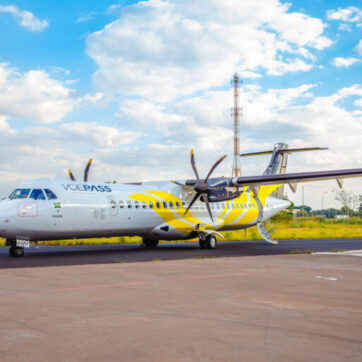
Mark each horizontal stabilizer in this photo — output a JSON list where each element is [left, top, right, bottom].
[[240, 147, 328, 157]]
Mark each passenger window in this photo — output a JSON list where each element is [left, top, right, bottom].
[[44, 189, 57, 200], [244, 203, 247, 208], [236, 203, 239, 209], [110, 200, 116, 209], [163, 201, 167, 209], [30, 189, 46, 200], [141, 201, 147, 209], [227, 204, 230, 209], [175, 202, 180, 209], [9, 188, 31, 200], [182, 202, 186, 209], [216, 203, 220, 209], [119, 200, 124, 208], [149, 201, 154, 209], [127, 200, 132, 208], [169, 202, 174, 209], [156, 202, 160, 209], [134, 201, 140, 209], [231, 204, 235, 209]]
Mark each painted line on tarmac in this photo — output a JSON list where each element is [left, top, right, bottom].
[[0, 272, 245, 298], [314, 250, 362, 257]]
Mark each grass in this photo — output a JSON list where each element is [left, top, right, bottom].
[[285, 250, 313, 254], [0, 217, 361, 247]]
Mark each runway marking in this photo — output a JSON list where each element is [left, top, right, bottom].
[[314, 250, 362, 257], [0, 272, 245, 298], [315, 276, 338, 281]]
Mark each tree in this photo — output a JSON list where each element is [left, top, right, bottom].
[[333, 189, 360, 223], [359, 195, 362, 219]]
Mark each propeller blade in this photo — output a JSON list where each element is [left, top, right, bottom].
[[203, 194, 214, 223], [84, 158, 93, 182], [205, 155, 227, 183], [171, 180, 194, 191], [184, 192, 200, 216], [69, 170, 76, 181], [190, 149, 200, 182]]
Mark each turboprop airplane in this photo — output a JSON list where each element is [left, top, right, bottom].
[[1, 143, 362, 257]]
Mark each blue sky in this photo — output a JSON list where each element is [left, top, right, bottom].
[[0, 0, 361, 208]]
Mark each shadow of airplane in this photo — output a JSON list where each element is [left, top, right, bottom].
[[1, 239, 362, 269]]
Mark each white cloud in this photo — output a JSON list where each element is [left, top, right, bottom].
[[355, 40, 362, 56], [87, 0, 331, 101], [0, 63, 75, 123], [327, 6, 362, 23], [0, 5, 48, 31], [82, 92, 104, 104], [0, 121, 143, 195], [77, 11, 97, 23], [332, 57, 360, 67]]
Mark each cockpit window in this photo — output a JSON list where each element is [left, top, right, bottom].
[[44, 189, 58, 200], [9, 189, 31, 200], [29, 189, 46, 200]]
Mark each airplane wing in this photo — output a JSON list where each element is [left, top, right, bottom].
[[232, 168, 362, 189]]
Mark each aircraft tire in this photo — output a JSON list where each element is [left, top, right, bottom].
[[9, 246, 24, 257], [142, 238, 159, 248], [205, 235, 217, 249]]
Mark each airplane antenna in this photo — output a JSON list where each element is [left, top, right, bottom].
[[231, 73, 242, 177]]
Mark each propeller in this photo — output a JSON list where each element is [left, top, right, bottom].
[[68, 159, 93, 182], [183, 149, 227, 222]]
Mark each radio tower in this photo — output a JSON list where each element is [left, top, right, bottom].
[[232, 73, 241, 177]]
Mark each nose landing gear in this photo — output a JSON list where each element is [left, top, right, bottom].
[[7, 240, 25, 257], [9, 246, 24, 257]]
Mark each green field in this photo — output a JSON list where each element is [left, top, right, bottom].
[[0, 216, 361, 247]]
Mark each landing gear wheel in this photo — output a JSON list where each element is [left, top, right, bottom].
[[9, 246, 24, 257], [142, 238, 159, 248], [205, 235, 217, 249]]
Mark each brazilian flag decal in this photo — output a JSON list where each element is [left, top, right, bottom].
[[54, 202, 61, 209]]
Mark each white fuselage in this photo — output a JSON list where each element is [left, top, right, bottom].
[[0, 179, 289, 242]]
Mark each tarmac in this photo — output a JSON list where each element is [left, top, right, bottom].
[[1, 239, 362, 361]]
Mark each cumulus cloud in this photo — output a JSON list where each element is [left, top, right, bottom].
[[332, 57, 360, 67], [355, 40, 362, 56], [87, 0, 331, 101], [327, 6, 362, 23], [0, 63, 75, 123], [0, 121, 143, 194], [0, 5, 48, 31]]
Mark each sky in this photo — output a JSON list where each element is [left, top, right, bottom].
[[0, 0, 361, 209]]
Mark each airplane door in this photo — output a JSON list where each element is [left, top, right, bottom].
[[108, 195, 118, 217]]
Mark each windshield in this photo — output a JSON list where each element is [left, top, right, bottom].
[[9, 189, 31, 200], [29, 189, 46, 200], [44, 189, 58, 200]]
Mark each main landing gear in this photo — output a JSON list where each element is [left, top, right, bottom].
[[141, 238, 159, 248], [199, 234, 217, 249]]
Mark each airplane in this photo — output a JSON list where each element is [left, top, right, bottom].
[[1, 143, 361, 257]]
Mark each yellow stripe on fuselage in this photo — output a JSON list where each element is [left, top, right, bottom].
[[129, 184, 282, 233]]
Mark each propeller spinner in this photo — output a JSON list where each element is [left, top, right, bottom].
[[68, 158, 93, 182], [183, 149, 227, 222]]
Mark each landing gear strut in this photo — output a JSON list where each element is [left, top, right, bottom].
[[9, 246, 24, 257], [141, 238, 159, 248], [199, 234, 217, 249]]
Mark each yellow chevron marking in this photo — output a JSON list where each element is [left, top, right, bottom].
[[129, 183, 283, 235]]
